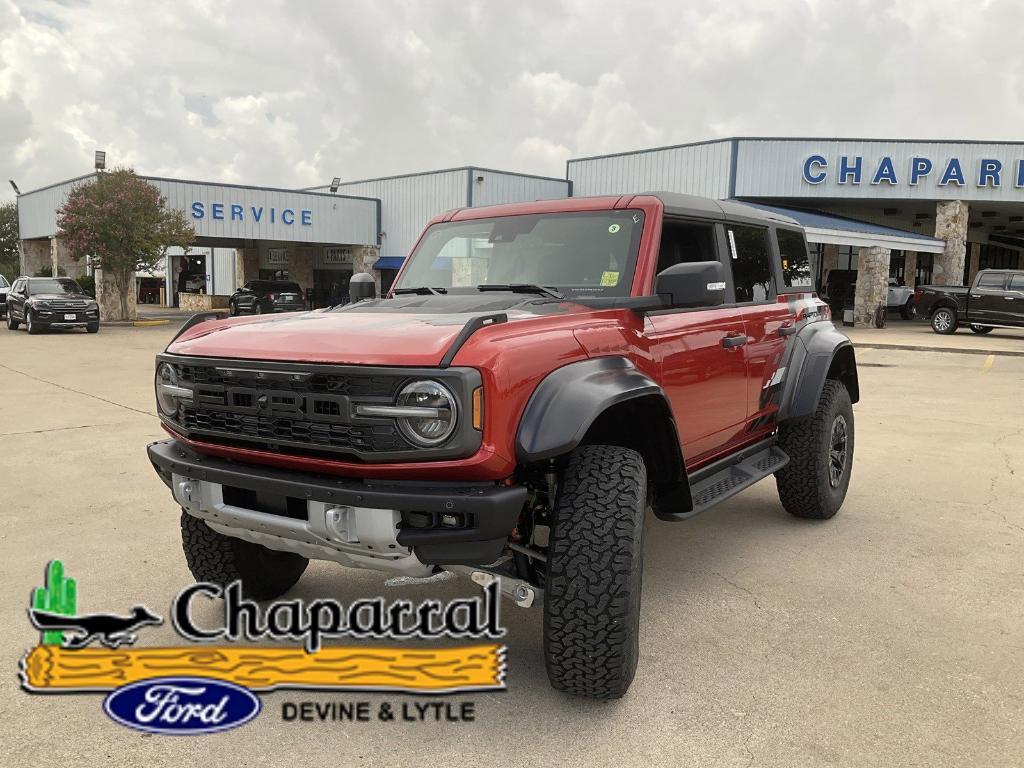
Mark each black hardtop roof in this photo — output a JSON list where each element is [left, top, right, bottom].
[[647, 192, 801, 227]]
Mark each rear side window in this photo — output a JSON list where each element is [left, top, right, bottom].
[[776, 229, 813, 288], [978, 273, 1005, 288], [726, 225, 775, 302], [1010, 275, 1024, 291]]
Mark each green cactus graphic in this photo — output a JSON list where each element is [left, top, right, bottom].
[[32, 560, 77, 645]]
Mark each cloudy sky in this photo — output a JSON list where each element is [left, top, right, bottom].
[[1, 0, 1021, 202]]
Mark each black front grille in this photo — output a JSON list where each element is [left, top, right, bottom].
[[44, 299, 90, 311], [168, 361, 411, 458]]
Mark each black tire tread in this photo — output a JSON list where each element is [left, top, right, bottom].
[[544, 445, 646, 699], [180, 510, 308, 600], [775, 380, 853, 520]]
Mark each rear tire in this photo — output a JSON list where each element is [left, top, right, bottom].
[[931, 306, 958, 334], [180, 511, 308, 600], [544, 445, 646, 699], [775, 380, 854, 520], [970, 324, 993, 334]]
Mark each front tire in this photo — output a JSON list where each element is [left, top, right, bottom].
[[900, 300, 916, 320], [544, 445, 646, 699], [228, 301, 238, 317], [26, 310, 40, 335], [775, 380, 854, 520], [6, 312, 18, 331], [970, 324, 993, 334], [86, 322, 99, 334], [180, 511, 308, 600], [931, 306, 958, 334]]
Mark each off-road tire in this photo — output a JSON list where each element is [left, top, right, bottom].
[[970, 324, 993, 335], [180, 510, 308, 600], [931, 306, 958, 334], [6, 312, 17, 330], [544, 444, 646, 699], [900, 300, 915, 320], [775, 380, 854, 520]]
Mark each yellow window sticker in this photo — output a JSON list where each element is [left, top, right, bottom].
[[600, 271, 619, 286]]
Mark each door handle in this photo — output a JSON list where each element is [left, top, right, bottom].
[[779, 323, 797, 336], [721, 333, 748, 349]]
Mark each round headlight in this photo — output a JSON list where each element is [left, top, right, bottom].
[[155, 362, 180, 417], [396, 380, 457, 447]]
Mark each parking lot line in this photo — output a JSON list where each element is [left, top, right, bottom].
[[980, 354, 995, 374]]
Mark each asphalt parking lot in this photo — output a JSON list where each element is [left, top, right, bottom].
[[1, 323, 1022, 767]]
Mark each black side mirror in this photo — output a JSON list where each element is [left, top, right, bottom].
[[349, 272, 377, 303], [654, 261, 727, 308]]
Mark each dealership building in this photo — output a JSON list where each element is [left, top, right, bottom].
[[15, 137, 1024, 326]]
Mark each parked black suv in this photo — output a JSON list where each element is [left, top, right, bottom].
[[5, 276, 100, 334], [228, 280, 305, 316]]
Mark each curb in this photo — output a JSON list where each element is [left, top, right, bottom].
[[852, 342, 1024, 358]]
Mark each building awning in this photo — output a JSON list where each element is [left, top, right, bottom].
[[373, 256, 405, 270], [739, 202, 946, 254]]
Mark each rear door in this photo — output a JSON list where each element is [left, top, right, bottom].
[[723, 223, 795, 435], [644, 218, 749, 465], [971, 272, 1008, 324], [1004, 274, 1024, 326]]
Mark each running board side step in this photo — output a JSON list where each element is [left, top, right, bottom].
[[655, 443, 790, 521]]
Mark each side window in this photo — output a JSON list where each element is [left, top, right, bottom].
[[726, 225, 775, 303], [978, 273, 1005, 289], [656, 220, 717, 275], [776, 229, 813, 289], [1009, 274, 1024, 291]]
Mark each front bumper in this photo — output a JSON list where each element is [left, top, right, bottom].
[[148, 438, 526, 566]]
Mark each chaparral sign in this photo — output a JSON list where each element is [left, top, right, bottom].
[[802, 154, 1024, 189]]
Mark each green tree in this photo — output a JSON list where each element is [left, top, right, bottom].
[[0, 201, 19, 281], [57, 169, 194, 319]]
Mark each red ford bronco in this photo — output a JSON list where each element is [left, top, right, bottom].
[[148, 193, 858, 699]]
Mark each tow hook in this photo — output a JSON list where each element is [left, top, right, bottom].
[[448, 565, 540, 608]]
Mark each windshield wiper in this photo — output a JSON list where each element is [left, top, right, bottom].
[[392, 286, 448, 295], [477, 283, 563, 299]]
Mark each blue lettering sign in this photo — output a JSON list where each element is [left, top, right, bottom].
[[211, 203, 225, 220], [270, 207, 276, 224], [281, 209, 295, 225], [802, 155, 827, 184], [978, 159, 1001, 187], [191, 202, 205, 219], [939, 158, 966, 186], [230, 204, 244, 221], [871, 156, 898, 185], [910, 157, 933, 185], [251, 206, 264, 222], [1017, 160, 1024, 188], [301, 209, 312, 226], [838, 156, 862, 185], [188, 201, 313, 226]]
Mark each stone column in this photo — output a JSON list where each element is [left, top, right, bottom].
[[95, 269, 138, 321], [234, 247, 259, 288], [903, 251, 918, 289], [932, 200, 969, 286], [853, 246, 891, 328], [20, 239, 50, 276], [51, 238, 86, 279], [351, 245, 382, 294]]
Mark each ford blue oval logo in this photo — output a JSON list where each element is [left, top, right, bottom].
[[103, 676, 261, 735]]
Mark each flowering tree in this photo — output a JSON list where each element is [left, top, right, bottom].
[[57, 169, 194, 319]]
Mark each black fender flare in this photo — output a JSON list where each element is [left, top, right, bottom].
[[778, 322, 860, 422], [516, 357, 672, 463]]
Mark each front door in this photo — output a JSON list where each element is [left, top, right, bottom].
[[970, 272, 1007, 325]]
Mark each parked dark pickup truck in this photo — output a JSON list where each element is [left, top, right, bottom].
[[915, 269, 1024, 334]]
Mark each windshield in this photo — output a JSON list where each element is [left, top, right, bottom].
[[394, 210, 645, 298], [29, 278, 84, 296]]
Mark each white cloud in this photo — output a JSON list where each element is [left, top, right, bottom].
[[2, 0, 1023, 203]]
